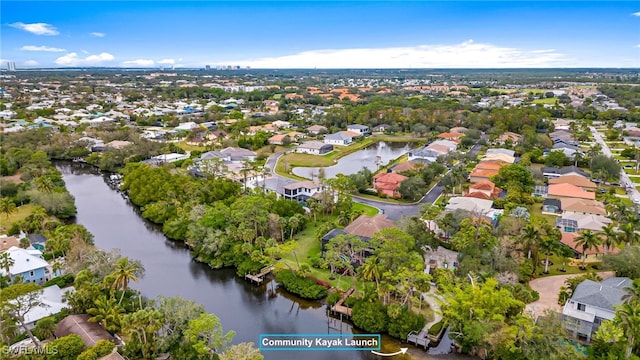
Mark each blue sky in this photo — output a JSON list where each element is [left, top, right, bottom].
[[1, 1, 639, 68]]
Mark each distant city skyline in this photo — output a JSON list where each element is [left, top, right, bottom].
[[1, 1, 639, 69]]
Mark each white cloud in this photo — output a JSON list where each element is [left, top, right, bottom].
[[632, 11, 640, 16], [55, 52, 114, 66], [10, 22, 59, 36], [232, 40, 573, 69], [121, 59, 155, 67], [20, 45, 66, 52], [81, 50, 89, 54], [636, 44, 640, 48], [158, 58, 176, 65], [23, 60, 39, 66], [90, 32, 105, 37]]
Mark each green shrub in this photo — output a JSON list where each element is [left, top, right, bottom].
[[275, 269, 328, 300], [235, 258, 264, 277], [352, 301, 388, 333], [308, 256, 324, 268], [388, 307, 425, 339], [44, 274, 74, 288], [326, 292, 341, 306], [92, 340, 115, 357], [77, 349, 98, 360]]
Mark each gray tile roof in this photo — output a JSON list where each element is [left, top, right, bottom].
[[572, 278, 631, 311]]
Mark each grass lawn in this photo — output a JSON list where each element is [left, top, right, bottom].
[[352, 193, 414, 204], [175, 141, 208, 153], [353, 202, 380, 217], [532, 98, 557, 105], [624, 168, 640, 175], [276, 220, 364, 292], [629, 176, 640, 184], [529, 203, 558, 225], [537, 254, 602, 277], [0, 204, 35, 233]]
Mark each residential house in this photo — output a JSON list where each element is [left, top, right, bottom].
[[268, 134, 291, 145], [542, 166, 590, 179], [469, 161, 507, 183], [542, 198, 562, 215], [560, 198, 606, 216], [220, 147, 256, 162], [562, 277, 631, 342], [0, 246, 51, 285], [272, 120, 291, 129], [282, 181, 323, 202], [496, 131, 522, 145], [55, 314, 118, 347], [263, 100, 279, 114], [482, 153, 516, 164], [343, 214, 396, 240], [466, 180, 502, 199], [623, 127, 640, 137], [320, 214, 396, 253], [22, 285, 72, 330], [149, 153, 190, 164], [0, 235, 20, 252], [373, 124, 392, 132], [346, 124, 371, 136], [548, 183, 596, 200], [390, 161, 424, 174], [27, 234, 47, 252], [324, 132, 354, 146], [104, 140, 132, 150], [549, 175, 597, 191], [174, 122, 198, 132], [485, 148, 515, 157], [437, 132, 463, 142], [445, 197, 494, 215], [449, 127, 468, 134], [296, 141, 333, 155], [408, 140, 458, 163], [549, 144, 581, 158], [307, 125, 327, 135], [556, 213, 612, 233], [373, 172, 408, 198]]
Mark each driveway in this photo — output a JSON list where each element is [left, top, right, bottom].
[[526, 271, 615, 318]]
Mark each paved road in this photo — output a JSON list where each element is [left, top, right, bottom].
[[590, 126, 640, 202]]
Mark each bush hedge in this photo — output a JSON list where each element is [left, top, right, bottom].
[[275, 269, 328, 300], [44, 274, 74, 288]]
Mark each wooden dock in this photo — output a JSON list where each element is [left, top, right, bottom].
[[407, 329, 430, 349], [329, 288, 354, 318], [245, 265, 275, 284]]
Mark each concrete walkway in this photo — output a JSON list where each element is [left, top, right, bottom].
[[526, 271, 615, 318]]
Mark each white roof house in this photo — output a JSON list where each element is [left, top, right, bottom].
[[0, 247, 49, 278], [22, 285, 74, 330], [445, 197, 494, 215]]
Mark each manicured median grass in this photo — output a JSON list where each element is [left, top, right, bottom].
[[532, 98, 557, 105], [0, 204, 35, 233], [353, 202, 380, 217]]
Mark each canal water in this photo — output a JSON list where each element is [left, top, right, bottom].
[[58, 163, 463, 360], [292, 141, 413, 179]]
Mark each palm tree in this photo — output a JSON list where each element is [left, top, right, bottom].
[[0, 198, 17, 219], [539, 231, 562, 274], [277, 217, 288, 242], [0, 252, 15, 288], [359, 256, 382, 300], [601, 223, 619, 254], [622, 279, 640, 306], [617, 303, 640, 359], [619, 221, 640, 247], [87, 295, 123, 332], [520, 224, 541, 259], [288, 215, 301, 240], [111, 257, 143, 305], [574, 230, 602, 270]]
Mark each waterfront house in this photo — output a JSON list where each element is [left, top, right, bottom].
[[346, 124, 371, 136], [296, 141, 334, 155], [324, 132, 354, 146], [22, 285, 72, 330], [372, 172, 408, 198], [282, 181, 324, 202], [0, 246, 51, 285], [55, 314, 118, 347]]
